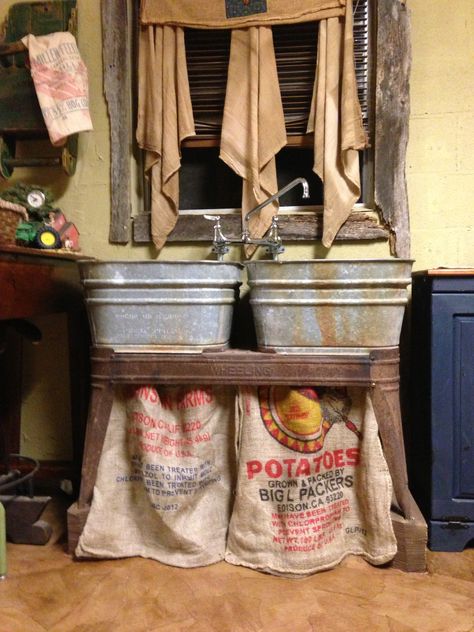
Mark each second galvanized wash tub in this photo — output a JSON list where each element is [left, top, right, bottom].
[[79, 260, 243, 351], [246, 259, 413, 352]]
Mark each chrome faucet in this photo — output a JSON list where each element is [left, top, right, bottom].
[[204, 214, 243, 261], [241, 177, 309, 258], [205, 177, 310, 260], [242, 177, 309, 240]]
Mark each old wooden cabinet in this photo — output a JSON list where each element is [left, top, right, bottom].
[[409, 270, 474, 551]]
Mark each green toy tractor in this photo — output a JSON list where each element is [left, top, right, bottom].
[[15, 220, 62, 249]]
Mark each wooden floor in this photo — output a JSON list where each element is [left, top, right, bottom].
[[1, 498, 473, 632]]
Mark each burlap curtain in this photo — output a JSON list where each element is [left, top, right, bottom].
[[136, 24, 195, 249], [137, 0, 367, 250], [308, 3, 368, 247], [220, 27, 286, 245], [141, 0, 346, 28]]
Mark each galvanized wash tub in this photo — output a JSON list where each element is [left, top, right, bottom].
[[245, 259, 413, 352], [79, 261, 243, 351]]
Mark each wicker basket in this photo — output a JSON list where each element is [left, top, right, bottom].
[[0, 199, 28, 245]]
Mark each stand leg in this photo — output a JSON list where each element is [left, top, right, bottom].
[[371, 382, 413, 519], [77, 381, 114, 508], [67, 380, 114, 553], [371, 383, 427, 571]]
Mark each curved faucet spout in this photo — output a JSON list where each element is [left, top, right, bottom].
[[243, 177, 309, 235]]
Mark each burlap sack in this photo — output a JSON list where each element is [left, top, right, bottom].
[[21, 32, 93, 146], [225, 386, 397, 576], [77, 385, 237, 567]]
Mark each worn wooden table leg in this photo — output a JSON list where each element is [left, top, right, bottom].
[[67, 380, 114, 552], [67, 309, 90, 495]]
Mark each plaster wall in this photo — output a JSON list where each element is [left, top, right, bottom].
[[0, 0, 473, 460]]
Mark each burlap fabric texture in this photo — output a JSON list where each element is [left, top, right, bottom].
[[137, 0, 367, 250], [77, 385, 237, 567], [225, 386, 397, 576]]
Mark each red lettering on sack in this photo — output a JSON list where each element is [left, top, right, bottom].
[[333, 449, 344, 467], [245, 449, 360, 480], [265, 459, 283, 478], [137, 386, 159, 403], [177, 388, 214, 409], [295, 458, 310, 477], [345, 447, 360, 466], [247, 460, 262, 479]]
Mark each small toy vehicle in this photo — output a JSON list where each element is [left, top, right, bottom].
[[16, 209, 80, 250]]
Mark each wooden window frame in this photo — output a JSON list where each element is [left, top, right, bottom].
[[102, 0, 411, 257]]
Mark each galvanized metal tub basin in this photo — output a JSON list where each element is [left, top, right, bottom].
[[245, 259, 413, 352], [78, 260, 243, 351]]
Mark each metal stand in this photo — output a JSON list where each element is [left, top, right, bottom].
[[68, 346, 427, 571]]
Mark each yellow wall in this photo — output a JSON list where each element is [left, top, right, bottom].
[[1, 0, 473, 461], [408, 0, 474, 267]]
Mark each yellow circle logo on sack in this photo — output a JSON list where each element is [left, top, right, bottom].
[[259, 386, 332, 453], [272, 386, 323, 437]]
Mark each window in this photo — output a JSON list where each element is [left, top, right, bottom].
[[104, 0, 411, 257]]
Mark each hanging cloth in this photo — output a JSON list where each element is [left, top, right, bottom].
[[138, 0, 367, 250], [308, 0, 368, 248], [220, 27, 287, 245], [136, 24, 195, 249]]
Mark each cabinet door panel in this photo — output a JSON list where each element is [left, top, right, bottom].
[[455, 316, 474, 499], [431, 294, 474, 520]]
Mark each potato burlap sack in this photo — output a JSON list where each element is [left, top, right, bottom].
[[225, 386, 397, 576], [77, 385, 237, 567]]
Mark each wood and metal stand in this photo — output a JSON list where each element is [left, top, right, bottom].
[[68, 346, 427, 572]]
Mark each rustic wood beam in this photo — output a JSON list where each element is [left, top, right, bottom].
[[102, 0, 131, 243], [374, 0, 412, 258], [132, 212, 389, 243]]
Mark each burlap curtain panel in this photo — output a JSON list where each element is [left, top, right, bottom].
[[308, 6, 368, 247], [220, 27, 286, 246], [138, 0, 367, 250], [136, 25, 195, 249]]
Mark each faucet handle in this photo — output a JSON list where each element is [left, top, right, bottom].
[[267, 214, 280, 238], [204, 215, 230, 261], [266, 215, 285, 259], [204, 214, 221, 222]]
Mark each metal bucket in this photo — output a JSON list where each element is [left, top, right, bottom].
[[79, 260, 243, 351], [245, 259, 413, 352]]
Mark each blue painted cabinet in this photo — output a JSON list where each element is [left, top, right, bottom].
[[409, 270, 474, 551]]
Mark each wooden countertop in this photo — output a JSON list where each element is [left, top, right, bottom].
[[0, 244, 87, 320], [413, 268, 474, 277]]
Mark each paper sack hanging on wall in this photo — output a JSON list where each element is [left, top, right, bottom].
[[21, 31, 93, 147]]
